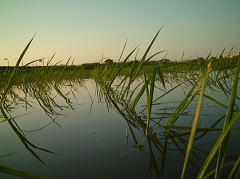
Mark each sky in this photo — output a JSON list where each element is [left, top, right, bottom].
[[0, 0, 240, 66]]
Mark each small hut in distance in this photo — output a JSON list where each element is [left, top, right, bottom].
[[149, 59, 171, 64], [104, 59, 114, 64]]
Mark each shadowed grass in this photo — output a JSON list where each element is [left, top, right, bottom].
[[215, 58, 240, 178], [0, 165, 45, 179]]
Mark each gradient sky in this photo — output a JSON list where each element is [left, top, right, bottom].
[[1, 0, 240, 65]]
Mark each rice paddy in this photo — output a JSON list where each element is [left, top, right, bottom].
[[0, 32, 240, 178]]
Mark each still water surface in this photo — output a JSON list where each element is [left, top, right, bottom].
[[0, 79, 239, 178]]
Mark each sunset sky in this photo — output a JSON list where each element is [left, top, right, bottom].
[[1, 0, 240, 66]]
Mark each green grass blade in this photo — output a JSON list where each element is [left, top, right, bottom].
[[0, 119, 9, 123], [108, 47, 138, 88], [204, 95, 228, 109], [65, 56, 72, 65], [166, 82, 199, 127], [202, 162, 233, 179], [228, 157, 240, 179], [47, 52, 56, 66], [197, 109, 240, 178], [145, 67, 157, 135], [118, 39, 128, 62], [144, 73, 150, 134], [141, 28, 162, 62], [181, 71, 209, 178], [24, 59, 42, 67], [132, 83, 147, 109], [153, 84, 180, 103], [1, 36, 34, 103], [157, 66, 166, 89], [145, 50, 166, 63], [0, 165, 45, 179], [215, 59, 240, 178]]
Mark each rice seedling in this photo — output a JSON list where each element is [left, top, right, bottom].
[[0, 37, 88, 178], [1, 30, 240, 178], [93, 30, 240, 178]]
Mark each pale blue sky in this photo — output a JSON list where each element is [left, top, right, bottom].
[[1, 0, 240, 65]]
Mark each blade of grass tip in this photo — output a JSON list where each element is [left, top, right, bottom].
[[205, 50, 212, 60], [131, 50, 165, 84], [220, 47, 226, 57], [47, 52, 56, 66], [1, 35, 34, 103], [228, 157, 240, 179], [198, 109, 240, 178], [107, 46, 138, 88], [145, 50, 166, 63], [65, 56, 72, 66], [118, 38, 128, 63], [53, 60, 62, 66], [215, 59, 240, 178], [181, 63, 211, 179], [23, 59, 42, 67], [134, 48, 140, 60], [163, 51, 168, 59], [141, 27, 162, 62], [0, 165, 45, 179], [227, 46, 234, 56]]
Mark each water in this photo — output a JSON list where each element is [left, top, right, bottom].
[[0, 77, 239, 179]]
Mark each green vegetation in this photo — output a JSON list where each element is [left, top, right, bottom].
[[93, 31, 240, 178], [0, 32, 240, 178]]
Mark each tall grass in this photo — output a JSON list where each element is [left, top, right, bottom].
[[93, 30, 240, 178], [0, 36, 85, 178], [1, 31, 240, 178], [0, 36, 48, 178]]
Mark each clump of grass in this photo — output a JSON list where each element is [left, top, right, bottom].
[[93, 30, 240, 178], [0, 36, 85, 178], [1, 31, 240, 178]]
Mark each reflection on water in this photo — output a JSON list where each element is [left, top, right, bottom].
[[0, 69, 239, 178]]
